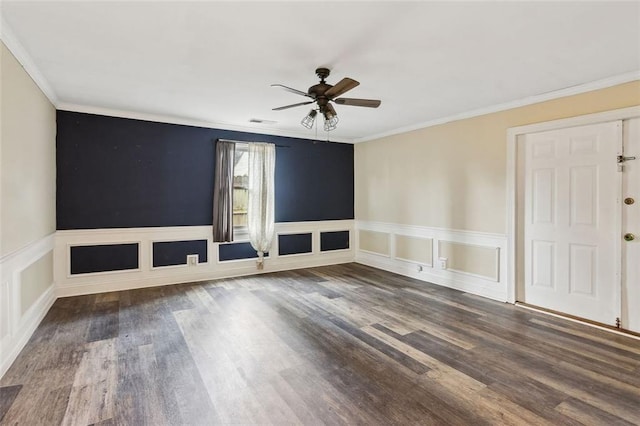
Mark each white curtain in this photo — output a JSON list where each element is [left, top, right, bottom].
[[247, 142, 276, 269]]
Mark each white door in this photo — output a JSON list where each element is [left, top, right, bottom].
[[523, 121, 622, 326], [622, 118, 640, 332]]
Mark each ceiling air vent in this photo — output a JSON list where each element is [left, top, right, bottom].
[[249, 118, 277, 124]]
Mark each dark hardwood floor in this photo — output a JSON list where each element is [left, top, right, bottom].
[[1, 263, 639, 425]]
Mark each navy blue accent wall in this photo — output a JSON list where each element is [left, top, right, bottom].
[[153, 240, 208, 267], [219, 242, 266, 261], [56, 111, 354, 230], [278, 233, 313, 256], [320, 231, 350, 251], [70, 243, 139, 274]]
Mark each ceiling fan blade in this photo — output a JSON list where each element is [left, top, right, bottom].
[[334, 98, 381, 108], [272, 101, 314, 111], [324, 78, 360, 98], [271, 84, 313, 98]]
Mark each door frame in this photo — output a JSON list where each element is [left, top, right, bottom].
[[506, 105, 640, 304]]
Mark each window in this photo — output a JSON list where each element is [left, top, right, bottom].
[[233, 143, 249, 233]]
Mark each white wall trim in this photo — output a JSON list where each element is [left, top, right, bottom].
[[55, 221, 355, 297], [505, 106, 640, 304], [0, 234, 55, 269], [0, 17, 58, 106], [0, 285, 55, 378], [0, 233, 56, 378], [358, 221, 506, 247], [357, 251, 507, 302], [56, 256, 353, 298], [354, 73, 640, 144], [355, 221, 508, 301]]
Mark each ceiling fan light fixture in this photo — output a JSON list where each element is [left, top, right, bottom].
[[323, 104, 339, 131], [301, 109, 317, 129], [323, 113, 339, 131]]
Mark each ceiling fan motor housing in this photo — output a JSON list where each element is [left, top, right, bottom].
[[310, 67, 332, 109]]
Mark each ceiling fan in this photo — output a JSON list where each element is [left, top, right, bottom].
[[271, 67, 381, 131]]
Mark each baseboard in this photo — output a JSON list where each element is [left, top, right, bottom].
[[57, 254, 354, 297], [356, 251, 507, 302], [0, 284, 55, 378], [355, 221, 508, 302]]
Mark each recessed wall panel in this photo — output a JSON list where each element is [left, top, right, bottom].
[[438, 241, 499, 281], [320, 231, 350, 252], [395, 235, 433, 266], [219, 242, 265, 261], [278, 233, 312, 256], [20, 251, 53, 314], [358, 230, 389, 255], [153, 240, 208, 267], [0, 281, 9, 339], [70, 243, 139, 275]]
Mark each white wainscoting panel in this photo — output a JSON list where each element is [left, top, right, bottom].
[[0, 233, 56, 378], [356, 221, 508, 301], [55, 220, 355, 297]]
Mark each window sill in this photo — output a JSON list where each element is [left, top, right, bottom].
[[233, 228, 249, 242]]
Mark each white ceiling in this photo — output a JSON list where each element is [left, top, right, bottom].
[[2, 1, 639, 142]]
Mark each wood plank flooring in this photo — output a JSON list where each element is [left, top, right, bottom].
[[1, 263, 639, 425]]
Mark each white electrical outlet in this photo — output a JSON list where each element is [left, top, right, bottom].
[[187, 254, 199, 266], [438, 257, 448, 270]]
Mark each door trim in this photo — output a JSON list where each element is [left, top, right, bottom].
[[506, 106, 640, 304]]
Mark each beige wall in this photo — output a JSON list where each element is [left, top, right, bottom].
[[1, 41, 56, 319], [355, 81, 640, 234], [1, 41, 56, 257]]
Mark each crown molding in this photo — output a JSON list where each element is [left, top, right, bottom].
[[353, 71, 640, 144], [2, 14, 637, 145], [0, 17, 58, 106], [0, 16, 352, 144], [56, 103, 353, 144]]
